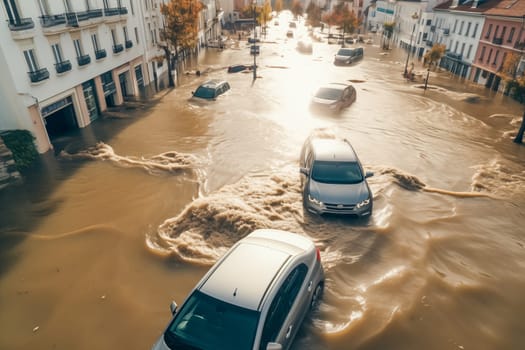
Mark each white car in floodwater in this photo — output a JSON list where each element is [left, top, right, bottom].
[[151, 229, 324, 350]]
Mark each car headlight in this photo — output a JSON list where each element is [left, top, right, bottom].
[[308, 194, 324, 207], [356, 198, 370, 209]]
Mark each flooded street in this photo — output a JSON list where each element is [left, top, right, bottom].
[[1, 26, 525, 350]]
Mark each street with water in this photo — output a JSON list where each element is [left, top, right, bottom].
[[1, 17, 525, 350]]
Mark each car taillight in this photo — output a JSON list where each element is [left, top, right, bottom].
[[316, 247, 321, 262]]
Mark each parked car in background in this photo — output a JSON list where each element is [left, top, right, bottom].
[[333, 47, 364, 65], [151, 228, 325, 350], [309, 83, 356, 113], [191, 79, 230, 100], [299, 136, 374, 217]]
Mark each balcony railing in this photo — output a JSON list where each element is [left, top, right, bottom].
[[446, 52, 462, 60], [125, 40, 133, 49], [443, 28, 450, 35], [492, 37, 503, 45], [88, 9, 103, 18], [113, 44, 124, 53], [66, 12, 79, 27], [77, 54, 91, 66], [28, 67, 50, 83], [55, 60, 72, 73], [40, 14, 66, 27], [119, 7, 128, 15], [95, 49, 107, 59], [430, 25, 436, 32], [8, 17, 35, 31], [514, 41, 525, 50], [426, 41, 433, 47], [104, 7, 120, 16]]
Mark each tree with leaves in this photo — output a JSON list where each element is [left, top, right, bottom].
[[382, 22, 395, 50], [274, 0, 283, 13], [332, 2, 358, 44], [291, 0, 303, 19], [305, 1, 322, 28], [161, 0, 203, 87], [424, 44, 446, 68], [260, 0, 272, 33]]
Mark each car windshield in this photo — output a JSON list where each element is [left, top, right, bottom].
[[314, 87, 342, 101], [311, 161, 363, 184], [194, 86, 216, 99], [337, 49, 354, 56], [164, 290, 260, 350]]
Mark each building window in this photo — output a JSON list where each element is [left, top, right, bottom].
[[85, 0, 91, 10], [37, 0, 50, 15], [508, 27, 515, 42], [453, 19, 458, 33], [487, 48, 493, 64], [454, 41, 458, 53], [103, 0, 109, 9], [130, 0, 134, 14], [74, 39, 84, 56], [459, 21, 464, 35], [91, 33, 100, 50], [485, 24, 492, 39], [465, 22, 471, 37], [123, 26, 129, 41], [473, 23, 478, 38], [111, 29, 118, 45], [51, 43, 64, 63], [494, 25, 499, 40], [493, 51, 499, 65], [467, 44, 472, 59], [23, 49, 39, 72], [64, 0, 73, 12], [501, 26, 507, 42], [134, 27, 139, 44], [479, 46, 485, 61]]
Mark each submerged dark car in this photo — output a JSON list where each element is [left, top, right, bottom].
[[333, 47, 363, 65], [192, 79, 230, 100]]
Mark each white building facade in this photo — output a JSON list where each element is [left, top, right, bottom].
[[0, 0, 170, 154]]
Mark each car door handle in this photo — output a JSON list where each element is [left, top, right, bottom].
[[286, 325, 293, 338], [308, 280, 313, 292]]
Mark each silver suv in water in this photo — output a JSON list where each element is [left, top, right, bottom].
[[151, 229, 324, 350], [300, 137, 373, 217]]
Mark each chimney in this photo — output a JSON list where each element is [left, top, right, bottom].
[[471, 0, 479, 8], [450, 0, 459, 8]]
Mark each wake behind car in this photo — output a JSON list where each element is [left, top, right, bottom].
[[151, 228, 325, 350], [309, 83, 356, 113], [299, 136, 373, 217], [333, 47, 363, 65], [191, 79, 230, 100]]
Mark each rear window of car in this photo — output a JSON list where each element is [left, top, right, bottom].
[[311, 160, 363, 184], [314, 87, 343, 100], [194, 86, 216, 99], [164, 290, 260, 350], [337, 49, 354, 56]]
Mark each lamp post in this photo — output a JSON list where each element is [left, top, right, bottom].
[[403, 12, 419, 77], [252, 0, 257, 81]]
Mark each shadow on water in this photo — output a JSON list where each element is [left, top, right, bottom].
[[0, 87, 174, 278]]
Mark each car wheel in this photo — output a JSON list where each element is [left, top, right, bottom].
[[310, 283, 323, 311]]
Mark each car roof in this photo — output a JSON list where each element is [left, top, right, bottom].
[[199, 79, 227, 88], [310, 138, 358, 162], [318, 83, 349, 91], [199, 229, 314, 311]]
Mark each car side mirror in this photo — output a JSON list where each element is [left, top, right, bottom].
[[365, 171, 374, 178], [266, 343, 283, 350], [300, 167, 309, 176], [170, 301, 178, 315]]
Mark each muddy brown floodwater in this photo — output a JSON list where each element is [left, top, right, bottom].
[[1, 26, 525, 350]]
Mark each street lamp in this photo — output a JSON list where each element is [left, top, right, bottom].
[[403, 12, 419, 77], [252, 0, 257, 81]]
